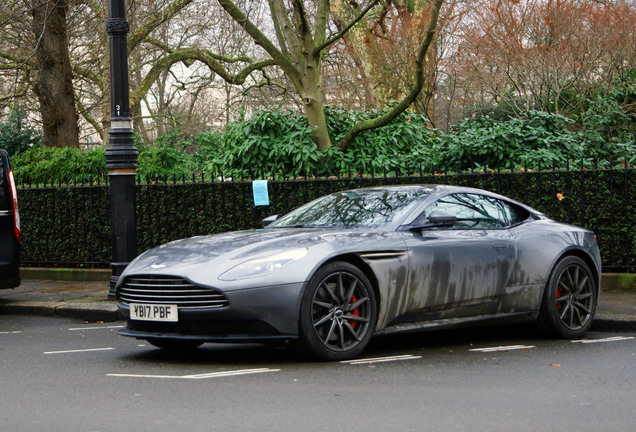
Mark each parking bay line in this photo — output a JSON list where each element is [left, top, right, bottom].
[[0, 331, 22, 334], [44, 347, 115, 355], [469, 345, 536, 353], [341, 354, 422, 365], [106, 368, 280, 380], [572, 336, 635, 344], [68, 325, 125, 331]]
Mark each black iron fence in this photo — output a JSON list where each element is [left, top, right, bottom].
[[17, 162, 634, 272]]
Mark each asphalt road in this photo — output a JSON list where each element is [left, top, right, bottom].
[[1, 314, 635, 432]]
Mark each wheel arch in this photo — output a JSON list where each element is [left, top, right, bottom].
[[318, 253, 381, 314], [552, 248, 600, 290], [297, 253, 381, 360]]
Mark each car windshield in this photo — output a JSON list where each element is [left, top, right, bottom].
[[271, 188, 430, 228]]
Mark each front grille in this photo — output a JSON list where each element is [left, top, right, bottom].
[[118, 276, 229, 309]]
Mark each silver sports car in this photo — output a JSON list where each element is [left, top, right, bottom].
[[116, 185, 601, 360]]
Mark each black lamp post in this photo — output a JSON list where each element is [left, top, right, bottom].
[[106, 0, 137, 298]]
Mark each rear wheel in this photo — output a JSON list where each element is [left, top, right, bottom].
[[146, 338, 203, 351], [298, 261, 377, 361], [537, 256, 597, 339]]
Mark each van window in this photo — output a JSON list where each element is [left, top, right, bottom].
[[0, 157, 9, 211]]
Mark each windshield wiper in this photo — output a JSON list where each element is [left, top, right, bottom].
[[272, 224, 307, 228]]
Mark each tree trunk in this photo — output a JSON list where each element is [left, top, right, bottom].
[[30, 0, 80, 148], [297, 55, 331, 151]]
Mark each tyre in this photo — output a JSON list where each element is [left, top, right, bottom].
[[298, 261, 377, 361], [537, 256, 597, 339], [146, 338, 203, 351]]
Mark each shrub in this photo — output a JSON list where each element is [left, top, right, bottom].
[[0, 110, 41, 157], [12, 147, 107, 184], [433, 111, 585, 171], [211, 109, 318, 178], [135, 131, 195, 179]]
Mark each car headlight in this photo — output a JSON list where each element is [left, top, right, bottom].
[[218, 248, 308, 281]]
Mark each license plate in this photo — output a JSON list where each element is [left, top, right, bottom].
[[130, 303, 178, 322]]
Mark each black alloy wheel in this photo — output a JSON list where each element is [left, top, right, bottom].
[[299, 261, 377, 361], [538, 256, 597, 339]]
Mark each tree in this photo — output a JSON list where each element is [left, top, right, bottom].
[[0, 1, 81, 148], [330, 0, 438, 113], [448, 0, 636, 117], [1, 0, 278, 146], [2, 0, 445, 153], [214, 0, 444, 151]]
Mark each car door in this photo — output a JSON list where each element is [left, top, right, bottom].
[[0, 149, 20, 289], [401, 193, 515, 321]]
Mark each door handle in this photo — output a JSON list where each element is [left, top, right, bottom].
[[493, 243, 509, 249]]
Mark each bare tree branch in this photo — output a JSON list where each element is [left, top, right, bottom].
[[337, 0, 444, 150], [316, 0, 381, 54]]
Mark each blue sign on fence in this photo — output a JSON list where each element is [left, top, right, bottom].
[[252, 180, 270, 206]]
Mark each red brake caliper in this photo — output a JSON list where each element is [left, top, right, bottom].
[[350, 295, 360, 328], [556, 286, 563, 310]]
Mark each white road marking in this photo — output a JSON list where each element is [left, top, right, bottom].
[[341, 354, 422, 365], [572, 336, 635, 344], [0, 331, 22, 334], [44, 347, 115, 355], [68, 325, 124, 331], [469, 345, 536, 353], [106, 368, 280, 380]]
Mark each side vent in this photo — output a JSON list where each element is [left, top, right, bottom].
[[359, 251, 406, 261]]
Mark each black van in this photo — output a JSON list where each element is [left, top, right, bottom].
[[0, 149, 20, 288]]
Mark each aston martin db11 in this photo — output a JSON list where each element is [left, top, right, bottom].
[[116, 185, 601, 360]]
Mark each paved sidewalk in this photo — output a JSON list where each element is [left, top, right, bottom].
[[0, 279, 120, 322], [1, 279, 635, 332]]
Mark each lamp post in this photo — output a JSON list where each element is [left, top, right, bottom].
[[106, 0, 137, 298]]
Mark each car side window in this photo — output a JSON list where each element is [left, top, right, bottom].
[[425, 194, 504, 230], [498, 200, 530, 227]]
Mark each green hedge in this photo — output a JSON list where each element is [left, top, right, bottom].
[[17, 166, 634, 272]]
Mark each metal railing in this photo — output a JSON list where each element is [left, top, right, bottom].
[[17, 161, 634, 272]]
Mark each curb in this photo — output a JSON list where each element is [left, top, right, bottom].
[[591, 314, 636, 333], [0, 301, 123, 322], [602, 273, 636, 291]]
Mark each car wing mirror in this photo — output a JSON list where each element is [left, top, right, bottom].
[[409, 210, 457, 231], [262, 214, 280, 227], [426, 210, 457, 227]]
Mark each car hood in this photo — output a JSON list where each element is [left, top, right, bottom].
[[119, 227, 405, 289]]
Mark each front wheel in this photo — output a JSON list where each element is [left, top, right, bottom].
[[537, 256, 597, 339], [298, 261, 377, 361]]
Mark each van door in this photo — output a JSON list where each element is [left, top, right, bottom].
[[0, 149, 20, 289]]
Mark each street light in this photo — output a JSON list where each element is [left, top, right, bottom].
[[106, 0, 137, 297]]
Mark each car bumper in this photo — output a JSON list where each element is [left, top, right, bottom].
[[116, 281, 305, 342]]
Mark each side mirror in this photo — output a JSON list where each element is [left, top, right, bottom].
[[426, 210, 457, 227], [262, 214, 280, 227], [408, 210, 457, 231]]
